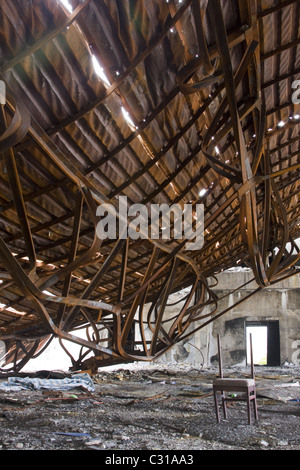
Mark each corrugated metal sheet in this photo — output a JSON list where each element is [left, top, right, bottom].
[[0, 0, 299, 371]]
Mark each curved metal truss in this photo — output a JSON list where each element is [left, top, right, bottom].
[[0, 0, 299, 372]]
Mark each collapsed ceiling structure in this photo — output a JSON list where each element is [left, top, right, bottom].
[[0, 0, 299, 372]]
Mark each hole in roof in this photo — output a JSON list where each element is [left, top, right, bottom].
[[92, 55, 110, 86], [121, 107, 137, 129], [58, 0, 73, 13]]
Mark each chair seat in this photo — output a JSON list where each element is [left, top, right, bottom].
[[213, 378, 255, 388]]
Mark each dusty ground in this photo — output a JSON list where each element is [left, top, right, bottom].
[[0, 364, 299, 452]]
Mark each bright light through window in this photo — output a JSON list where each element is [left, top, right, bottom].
[[92, 55, 111, 86], [246, 326, 268, 365], [58, 0, 73, 13]]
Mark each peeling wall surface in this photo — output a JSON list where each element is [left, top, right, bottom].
[[154, 270, 300, 369]]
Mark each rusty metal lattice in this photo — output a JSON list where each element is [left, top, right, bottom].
[[0, 0, 299, 372]]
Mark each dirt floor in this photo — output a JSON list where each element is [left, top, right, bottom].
[[0, 364, 299, 453]]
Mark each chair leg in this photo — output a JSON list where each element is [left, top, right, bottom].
[[214, 386, 258, 425], [213, 389, 220, 423], [247, 389, 252, 425], [253, 395, 258, 420], [221, 392, 227, 419]]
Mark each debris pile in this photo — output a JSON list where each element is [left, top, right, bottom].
[[0, 365, 299, 450]]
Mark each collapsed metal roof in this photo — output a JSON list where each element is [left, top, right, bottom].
[[0, 0, 299, 372]]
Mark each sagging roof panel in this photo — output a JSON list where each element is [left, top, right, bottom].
[[0, 0, 299, 371]]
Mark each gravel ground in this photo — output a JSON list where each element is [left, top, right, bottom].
[[0, 364, 299, 454]]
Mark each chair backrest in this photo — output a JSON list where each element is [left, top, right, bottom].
[[249, 332, 255, 379], [216, 333, 255, 379], [217, 334, 223, 378]]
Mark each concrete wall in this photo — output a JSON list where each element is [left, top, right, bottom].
[[154, 269, 300, 368]]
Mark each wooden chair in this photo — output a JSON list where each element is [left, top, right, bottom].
[[213, 333, 258, 425]]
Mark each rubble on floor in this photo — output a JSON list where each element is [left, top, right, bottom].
[[0, 364, 299, 450]]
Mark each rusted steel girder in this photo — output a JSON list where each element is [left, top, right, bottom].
[[0, 0, 299, 373]]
